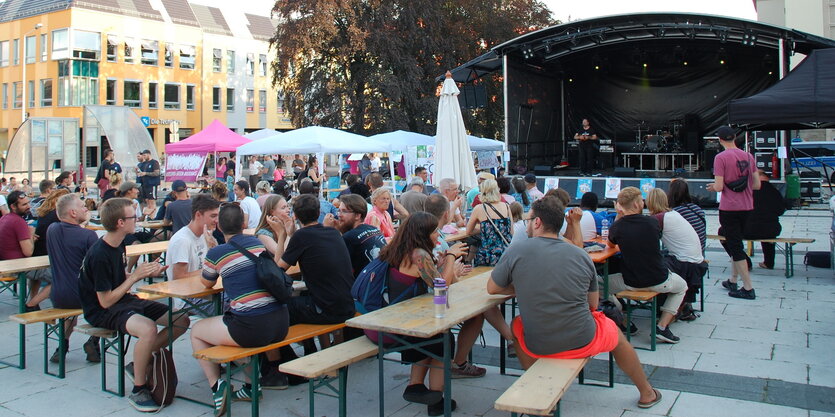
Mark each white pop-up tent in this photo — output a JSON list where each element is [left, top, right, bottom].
[[371, 130, 506, 152], [243, 129, 281, 140]]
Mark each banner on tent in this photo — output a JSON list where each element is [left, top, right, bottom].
[[165, 153, 207, 182], [405, 145, 435, 184]]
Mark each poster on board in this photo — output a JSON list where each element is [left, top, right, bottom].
[[576, 179, 593, 200], [639, 178, 656, 199], [605, 178, 621, 199]]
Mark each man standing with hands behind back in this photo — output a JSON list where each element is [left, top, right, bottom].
[[707, 126, 760, 300], [574, 118, 598, 177]]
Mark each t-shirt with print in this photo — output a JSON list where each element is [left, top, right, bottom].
[[282, 224, 355, 317], [202, 234, 279, 316], [342, 224, 387, 277], [608, 214, 668, 288], [491, 236, 598, 355], [713, 148, 756, 211], [166, 225, 208, 281], [78, 238, 131, 326], [164, 199, 192, 235], [0, 212, 31, 260], [47, 221, 99, 308]]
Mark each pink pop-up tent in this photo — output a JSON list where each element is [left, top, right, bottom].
[[164, 119, 251, 181]]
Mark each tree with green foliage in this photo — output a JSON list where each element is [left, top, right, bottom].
[[270, 0, 554, 139]]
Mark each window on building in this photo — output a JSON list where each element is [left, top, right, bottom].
[[51, 29, 69, 60], [148, 82, 157, 109], [246, 89, 254, 112], [57, 77, 69, 106], [246, 53, 255, 76], [124, 80, 141, 107], [164, 43, 173, 67], [2, 83, 7, 109], [212, 48, 221, 72], [141, 40, 158, 65], [67, 77, 98, 106], [185, 85, 195, 110], [13, 82, 21, 108], [106, 35, 118, 62], [164, 83, 180, 109], [106, 79, 116, 105], [0, 41, 8, 66], [124, 37, 135, 63], [259, 54, 267, 76], [40, 79, 52, 107], [227, 50, 235, 73], [72, 30, 100, 60], [40, 34, 47, 61], [25, 36, 36, 64], [259, 89, 266, 112], [226, 88, 234, 111], [179, 45, 195, 70], [277, 90, 285, 113], [28, 80, 35, 108], [13, 39, 19, 65], [212, 87, 221, 111]]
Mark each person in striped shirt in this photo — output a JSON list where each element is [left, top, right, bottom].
[[191, 203, 289, 416]]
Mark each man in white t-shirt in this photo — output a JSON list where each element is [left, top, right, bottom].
[[234, 180, 262, 229], [166, 194, 220, 282], [248, 156, 263, 188], [0, 194, 8, 216], [369, 153, 381, 172]]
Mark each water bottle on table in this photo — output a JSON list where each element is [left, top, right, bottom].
[[601, 218, 609, 242], [433, 278, 448, 319]]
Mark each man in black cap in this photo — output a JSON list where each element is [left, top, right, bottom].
[[524, 173, 544, 201], [163, 180, 191, 234], [136, 150, 160, 210], [707, 126, 760, 300]]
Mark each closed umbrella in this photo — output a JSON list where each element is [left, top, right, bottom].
[[434, 72, 478, 190]]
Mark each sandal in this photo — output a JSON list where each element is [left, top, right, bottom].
[[638, 388, 662, 409]]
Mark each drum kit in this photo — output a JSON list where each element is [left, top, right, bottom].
[[633, 120, 684, 152]]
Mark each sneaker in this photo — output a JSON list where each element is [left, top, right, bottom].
[[402, 383, 443, 405], [628, 321, 639, 336], [232, 384, 261, 402], [24, 304, 41, 313], [451, 361, 486, 379], [83, 338, 101, 363], [729, 287, 756, 300], [287, 373, 309, 386], [655, 327, 680, 344], [126, 362, 135, 383], [428, 398, 457, 417], [49, 347, 63, 364], [721, 279, 738, 292], [676, 304, 700, 322], [128, 388, 159, 413], [506, 341, 517, 358], [259, 370, 289, 390], [212, 379, 229, 416]]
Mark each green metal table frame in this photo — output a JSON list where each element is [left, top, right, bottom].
[[1, 272, 29, 370]]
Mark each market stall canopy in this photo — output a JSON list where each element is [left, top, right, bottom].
[[372, 130, 505, 151], [467, 136, 505, 151], [728, 48, 835, 130], [244, 129, 281, 140], [165, 119, 251, 154], [236, 126, 390, 156]]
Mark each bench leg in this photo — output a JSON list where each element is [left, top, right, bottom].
[[650, 298, 657, 352], [624, 300, 633, 344], [785, 243, 794, 278], [500, 300, 507, 375], [608, 352, 614, 388], [101, 333, 126, 397], [700, 268, 706, 312], [377, 336, 385, 417], [43, 319, 67, 379], [251, 356, 261, 417], [338, 367, 348, 417]]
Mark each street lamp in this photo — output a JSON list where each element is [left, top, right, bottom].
[[21, 23, 43, 124]]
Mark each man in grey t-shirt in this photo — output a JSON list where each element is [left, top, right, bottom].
[[487, 196, 662, 409], [261, 155, 276, 183], [163, 180, 192, 235]]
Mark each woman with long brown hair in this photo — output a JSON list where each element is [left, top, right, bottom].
[[254, 195, 295, 255], [376, 211, 464, 414]]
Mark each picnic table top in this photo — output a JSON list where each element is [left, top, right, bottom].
[[346, 271, 509, 338]]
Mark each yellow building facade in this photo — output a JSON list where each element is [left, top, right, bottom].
[[0, 0, 291, 168]]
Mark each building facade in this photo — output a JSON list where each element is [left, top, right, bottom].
[[0, 0, 292, 169]]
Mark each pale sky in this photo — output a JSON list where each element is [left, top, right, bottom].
[[542, 0, 757, 22]]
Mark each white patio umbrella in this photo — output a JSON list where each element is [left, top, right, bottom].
[[434, 72, 478, 190]]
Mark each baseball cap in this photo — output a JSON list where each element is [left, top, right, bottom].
[[716, 126, 736, 141], [171, 180, 187, 192], [524, 173, 537, 184], [140, 149, 152, 155], [119, 181, 138, 194], [272, 180, 289, 195]]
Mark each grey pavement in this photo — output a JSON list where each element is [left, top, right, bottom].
[[0, 206, 833, 417]]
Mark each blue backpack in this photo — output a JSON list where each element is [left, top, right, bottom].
[[351, 258, 420, 314]]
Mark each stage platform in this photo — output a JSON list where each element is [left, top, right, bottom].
[[527, 169, 786, 208]]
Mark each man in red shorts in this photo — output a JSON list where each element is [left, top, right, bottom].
[[487, 195, 661, 409]]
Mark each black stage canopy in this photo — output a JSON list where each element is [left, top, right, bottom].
[[728, 48, 835, 130], [447, 13, 835, 169]]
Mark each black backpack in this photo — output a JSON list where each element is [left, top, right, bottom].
[[229, 241, 294, 303], [804, 251, 832, 269]]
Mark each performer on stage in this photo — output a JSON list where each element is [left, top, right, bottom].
[[574, 119, 599, 176]]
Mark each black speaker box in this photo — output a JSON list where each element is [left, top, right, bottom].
[[614, 167, 636, 177], [704, 149, 719, 171], [534, 165, 553, 176]]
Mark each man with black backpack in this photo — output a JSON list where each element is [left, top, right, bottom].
[[707, 126, 761, 300]]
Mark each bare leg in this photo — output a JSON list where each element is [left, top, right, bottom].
[[483, 307, 514, 340], [611, 331, 656, 402], [26, 280, 41, 307], [658, 312, 675, 328], [453, 316, 484, 364], [409, 359, 431, 385], [27, 284, 51, 307], [426, 358, 446, 391], [151, 313, 189, 351], [191, 316, 238, 387], [734, 259, 754, 290], [124, 315, 162, 386]]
